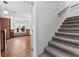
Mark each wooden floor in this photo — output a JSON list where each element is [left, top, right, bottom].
[[0, 41, 1, 57], [1, 36, 32, 57]]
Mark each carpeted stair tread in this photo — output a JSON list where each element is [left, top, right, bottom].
[[58, 28, 79, 33], [55, 32, 79, 39], [61, 24, 79, 27], [49, 40, 79, 56], [64, 19, 79, 22], [58, 28, 79, 31], [55, 32, 79, 36], [44, 46, 75, 57], [63, 20, 79, 24], [65, 16, 79, 21], [52, 36, 79, 45], [39, 52, 52, 57], [61, 24, 79, 28]]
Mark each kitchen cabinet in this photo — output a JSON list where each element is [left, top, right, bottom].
[[0, 19, 1, 56], [0, 18, 11, 51], [0, 18, 11, 39]]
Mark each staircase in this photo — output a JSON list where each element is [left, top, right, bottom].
[[39, 16, 79, 57]]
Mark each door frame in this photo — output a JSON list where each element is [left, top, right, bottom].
[[31, 2, 37, 57]]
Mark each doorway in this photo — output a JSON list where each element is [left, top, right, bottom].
[[0, 1, 34, 57]]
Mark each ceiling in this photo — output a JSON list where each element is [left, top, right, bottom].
[[0, 1, 34, 18]]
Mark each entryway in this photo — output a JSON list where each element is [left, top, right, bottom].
[[0, 1, 34, 57]]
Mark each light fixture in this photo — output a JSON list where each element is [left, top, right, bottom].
[[3, 10, 8, 14], [3, 1, 8, 14]]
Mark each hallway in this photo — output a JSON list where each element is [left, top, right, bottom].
[[1, 36, 32, 57]]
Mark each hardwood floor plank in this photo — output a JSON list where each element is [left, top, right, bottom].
[[1, 36, 32, 57]]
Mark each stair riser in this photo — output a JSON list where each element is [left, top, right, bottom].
[[58, 29, 79, 33], [63, 21, 79, 25], [64, 18, 79, 21], [64, 20, 79, 22], [55, 33, 79, 39], [60, 25, 79, 28]]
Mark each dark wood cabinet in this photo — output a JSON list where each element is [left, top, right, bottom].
[[0, 18, 11, 51], [10, 30, 14, 38], [0, 18, 11, 39], [1, 30, 6, 51], [26, 29, 30, 36], [0, 19, 1, 56]]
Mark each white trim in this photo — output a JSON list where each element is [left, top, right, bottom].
[[31, 2, 37, 57]]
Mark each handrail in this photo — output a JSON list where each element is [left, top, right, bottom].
[[71, 3, 79, 8], [58, 2, 79, 15], [58, 6, 70, 15]]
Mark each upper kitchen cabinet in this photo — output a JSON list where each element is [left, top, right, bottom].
[[0, 18, 11, 39]]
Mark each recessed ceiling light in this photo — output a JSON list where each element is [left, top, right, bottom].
[[3, 10, 8, 14]]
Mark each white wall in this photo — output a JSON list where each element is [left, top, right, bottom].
[[56, 1, 69, 31], [66, 1, 79, 17], [56, 1, 67, 13], [36, 1, 67, 56]]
